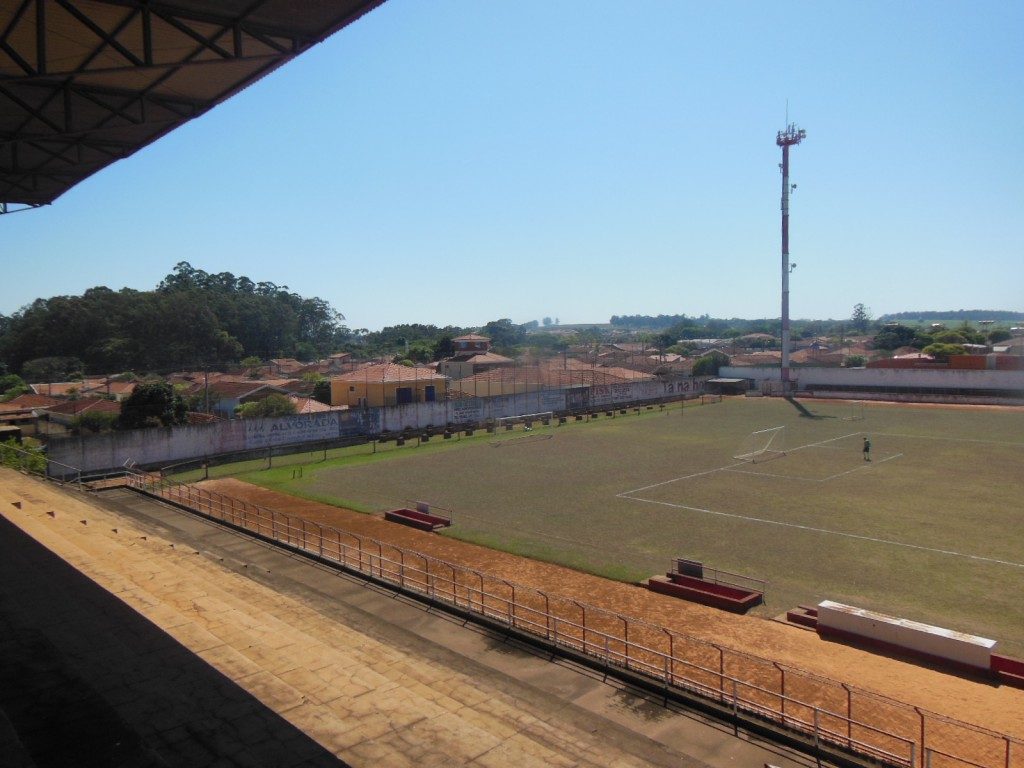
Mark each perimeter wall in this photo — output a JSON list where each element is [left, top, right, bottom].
[[47, 377, 702, 476], [721, 366, 1024, 402]]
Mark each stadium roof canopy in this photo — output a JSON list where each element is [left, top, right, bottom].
[[0, 0, 384, 213]]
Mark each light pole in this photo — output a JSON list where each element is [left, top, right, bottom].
[[777, 122, 806, 392]]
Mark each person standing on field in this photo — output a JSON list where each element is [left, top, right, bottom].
[[863, 436, 871, 462]]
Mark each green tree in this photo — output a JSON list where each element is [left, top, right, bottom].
[[932, 330, 968, 345], [294, 341, 317, 362], [482, 319, 526, 351], [542, 317, 553, 327], [851, 303, 872, 333], [872, 324, 917, 351], [73, 411, 120, 433], [988, 329, 1012, 343], [236, 393, 298, 418], [844, 355, 866, 367], [432, 335, 455, 361], [175, 382, 218, 414], [922, 343, 966, 362], [0, 373, 28, 400], [21, 356, 84, 383], [312, 379, 332, 405], [0, 440, 46, 474], [0, 263, 345, 375], [404, 342, 434, 363], [692, 350, 729, 376], [119, 381, 188, 428], [954, 321, 986, 345]]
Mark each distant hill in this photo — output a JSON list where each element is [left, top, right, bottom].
[[877, 310, 1024, 324]]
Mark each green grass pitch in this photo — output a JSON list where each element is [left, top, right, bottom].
[[194, 398, 1024, 656]]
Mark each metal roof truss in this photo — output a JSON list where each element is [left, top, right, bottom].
[[0, 0, 382, 210]]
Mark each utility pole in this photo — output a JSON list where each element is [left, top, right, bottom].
[[777, 122, 806, 392]]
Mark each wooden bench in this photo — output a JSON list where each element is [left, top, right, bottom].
[[384, 508, 451, 532]]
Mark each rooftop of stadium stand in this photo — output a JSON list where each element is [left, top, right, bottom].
[[1, 1, 384, 212]]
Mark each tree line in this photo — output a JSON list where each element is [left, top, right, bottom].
[[0, 262, 350, 380]]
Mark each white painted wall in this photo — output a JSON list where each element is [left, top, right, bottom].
[[721, 366, 1024, 391], [48, 378, 702, 475]]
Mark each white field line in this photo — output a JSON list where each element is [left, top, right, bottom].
[[721, 451, 904, 483], [821, 451, 903, 480], [870, 432, 1024, 448], [721, 467, 828, 483], [619, 463, 749, 496], [619, 431, 863, 496], [617, 495, 1024, 570], [784, 431, 865, 452]]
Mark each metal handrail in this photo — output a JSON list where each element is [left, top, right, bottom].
[[125, 474, 1024, 768]]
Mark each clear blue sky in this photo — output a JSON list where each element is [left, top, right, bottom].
[[3, 1, 1022, 331]]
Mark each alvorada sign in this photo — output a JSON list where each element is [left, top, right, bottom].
[[245, 414, 340, 448]]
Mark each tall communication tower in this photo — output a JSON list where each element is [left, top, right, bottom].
[[776, 122, 806, 390]]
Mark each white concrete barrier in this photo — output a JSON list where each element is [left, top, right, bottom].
[[817, 600, 997, 670]]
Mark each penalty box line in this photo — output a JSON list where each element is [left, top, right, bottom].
[[721, 450, 904, 483], [616, 495, 1024, 570], [618, 431, 865, 496]]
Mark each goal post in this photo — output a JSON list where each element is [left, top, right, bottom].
[[733, 426, 786, 463], [841, 401, 865, 421], [496, 411, 554, 430]]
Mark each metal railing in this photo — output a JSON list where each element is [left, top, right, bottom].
[[0, 440, 89, 488], [671, 558, 768, 594], [125, 473, 1023, 768]]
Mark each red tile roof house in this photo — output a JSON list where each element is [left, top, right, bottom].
[[267, 358, 305, 374], [81, 380, 138, 401], [289, 395, 347, 414], [455, 364, 654, 397], [329, 363, 449, 408], [37, 398, 121, 436], [30, 380, 98, 398], [189, 381, 293, 419], [452, 334, 492, 353], [439, 335, 516, 380], [0, 394, 62, 436]]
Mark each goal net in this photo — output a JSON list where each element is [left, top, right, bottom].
[[841, 401, 865, 421], [733, 426, 786, 462], [496, 411, 554, 430]]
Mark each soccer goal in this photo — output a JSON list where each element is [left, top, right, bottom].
[[733, 426, 786, 463], [841, 401, 865, 421], [496, 411, 554, 430]]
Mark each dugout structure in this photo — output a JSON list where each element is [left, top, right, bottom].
[[647, 558, 765, 613]]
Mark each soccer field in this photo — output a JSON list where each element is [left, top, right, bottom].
[[222, 398, 1024, 656]]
